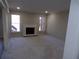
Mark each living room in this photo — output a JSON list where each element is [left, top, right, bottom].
[[0, 0, 79, 59]]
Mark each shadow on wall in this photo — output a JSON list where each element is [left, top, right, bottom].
[[0, 7, 4, 59]]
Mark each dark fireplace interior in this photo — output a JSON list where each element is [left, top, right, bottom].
[[26, 27, 35, 34]]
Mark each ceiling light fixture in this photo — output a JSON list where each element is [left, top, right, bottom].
[[45, 11, 48, 13], [17, 7, 20, 9]]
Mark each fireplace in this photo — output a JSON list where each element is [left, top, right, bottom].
[[23, 25, 37, 36], [26, 27, 35, 34]]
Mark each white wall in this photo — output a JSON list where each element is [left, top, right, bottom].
[[2, 8, 10, 49], [46, 11, 68, 40], [63, 0, 79, 59]]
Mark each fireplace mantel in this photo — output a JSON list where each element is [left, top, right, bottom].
[[23, 25, 37, 36]]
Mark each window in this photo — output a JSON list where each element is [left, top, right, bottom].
[[11, 14, 20, 32], [39, 17, 42, 31], [39, 16, 46, 32]]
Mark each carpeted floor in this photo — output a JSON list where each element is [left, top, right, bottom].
[[1, 35, 64, 59]]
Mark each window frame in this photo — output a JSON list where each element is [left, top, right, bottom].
[[11, 14, 20, 32]]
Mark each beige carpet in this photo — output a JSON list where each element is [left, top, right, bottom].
[[1, 35, 64, 59]]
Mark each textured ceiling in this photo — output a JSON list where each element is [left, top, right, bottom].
[[7, 0, 70, 13]]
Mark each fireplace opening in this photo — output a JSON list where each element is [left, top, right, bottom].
[[26, 27, 35, 34]]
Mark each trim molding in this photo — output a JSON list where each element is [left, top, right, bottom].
[[0, 0, 6, 8], [0, 0, 10, 13]]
